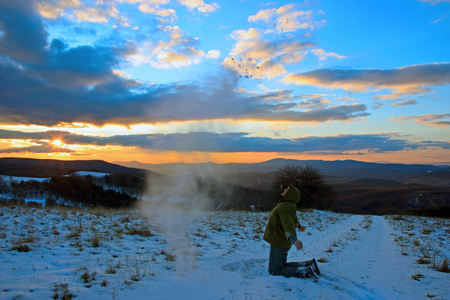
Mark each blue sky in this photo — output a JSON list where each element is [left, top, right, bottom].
[[0, 0, 449, 164]]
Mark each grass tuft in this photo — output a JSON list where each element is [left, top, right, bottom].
[[12, 244, 32, 252], [417, 257, 430, 265], [411, 273, 424, 281], [437, 258, 449, 273], [106, 265, 117, 274]]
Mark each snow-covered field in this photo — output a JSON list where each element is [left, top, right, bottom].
[[0, 206, 449, 300]]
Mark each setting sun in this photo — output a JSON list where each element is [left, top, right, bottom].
[[52, 139, 63, 147]]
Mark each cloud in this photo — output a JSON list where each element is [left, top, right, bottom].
[[138, 3, 176, 22], [0, 56, 369, 126], [132, 25, 206, 68], [284, 63, 450, 94], [298, 98, 330, 109], [431, 13, 448, 23], [0, 1, 48, 63], [35, 0, 122, 23], [223, 28, 315, 79], [418, 0, 450, 4], [389, 114, 450, 128], [311, 49, 346, 61], [206, 50, 220, 59], [178, 0, 220, 13], [372, 94, 402, 100], [34, 0, 82, 20], [2, 129, 448, 154], [224, 3, 324, 79], [0, 1, 121, 87], [248, 4, 326, 33], [245, 89, 295, 103], [32, 0, 213, 70], [391, 99, 417, 107], [0, 1, 369, 128]]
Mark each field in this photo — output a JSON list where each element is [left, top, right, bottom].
[[0, 206, 449, 299]]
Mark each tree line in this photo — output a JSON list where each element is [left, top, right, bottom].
[[0, 165, 337, 211], [0, 173, 145, 208]]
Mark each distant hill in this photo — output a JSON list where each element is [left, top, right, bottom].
[[0, 158, 149, 177], [344, 179, 404, 188], [331, 184, 450, 217], [403, 170, 450, 187], [2, 157, 449, 216], [116, 158, 446, 182]]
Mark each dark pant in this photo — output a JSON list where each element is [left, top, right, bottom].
[[268, 245, 313, 278]]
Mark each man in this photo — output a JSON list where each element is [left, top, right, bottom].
[[263, 184, 320, 278]]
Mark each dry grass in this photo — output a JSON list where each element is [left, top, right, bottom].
[[105, 265, 117, 274], [411, 273, 424, 281], [66, 228, 81, 239], [90, 234, 100, 248], [437, 258, 449, 273], [52, 283, 75, 300], [12, 243, 31, 252], [427, 292, 439, 298], [317, 257, 327, 263], [81, 271, 96, 284], [126, 226, 154, 237], [417, 257, 431, 265]]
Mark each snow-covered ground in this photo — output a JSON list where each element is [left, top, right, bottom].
[[0, 206, 448, 300], [0, 176, 49, 183]]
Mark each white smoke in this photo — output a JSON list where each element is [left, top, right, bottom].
[[140, 162, 222, 276]]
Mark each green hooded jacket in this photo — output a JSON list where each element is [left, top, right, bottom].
[[263, 185, 301, 249]]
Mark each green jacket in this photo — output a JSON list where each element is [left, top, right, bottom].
[[263, 186, 301, 249]]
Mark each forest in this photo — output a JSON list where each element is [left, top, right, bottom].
[[0, 174, 144, 209]]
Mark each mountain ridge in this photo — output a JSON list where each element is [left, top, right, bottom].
[[114, 158, 447, 181], [0, 157, 148, 177]]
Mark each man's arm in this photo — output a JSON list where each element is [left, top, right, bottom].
[[294, 215, 306, 232], [278, 204, 298, 244]]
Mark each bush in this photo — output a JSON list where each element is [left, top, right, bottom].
[[271, 165, 336, 209], [46, 196, 58, 207], [12, 244, 32, 252]]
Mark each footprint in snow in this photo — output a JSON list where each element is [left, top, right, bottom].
[[221, 258, 267, 279]]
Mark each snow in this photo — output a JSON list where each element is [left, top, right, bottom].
[[0, 207, 449, 300], [70, 171, 109, 177], [0, 175, 49, 183], [0, 171, 109, 184]]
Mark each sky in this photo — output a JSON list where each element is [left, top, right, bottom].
[[0, 0, 449, 165]]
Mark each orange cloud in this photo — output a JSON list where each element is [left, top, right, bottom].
[[284, 63, 450, 94], [389, 113, 450, 128]]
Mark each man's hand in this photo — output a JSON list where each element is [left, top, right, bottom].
[[294, 240, 303, 250], [298, 226, 306, 232]]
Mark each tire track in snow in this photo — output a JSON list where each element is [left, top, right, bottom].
[[284, 214, 381, 299], [324, 216, 424, 300], [292, 214, 366, 260]]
